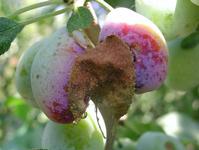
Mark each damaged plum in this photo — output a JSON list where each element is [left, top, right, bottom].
[[99, 7, 168, 94], [31, 28, 89, 123]]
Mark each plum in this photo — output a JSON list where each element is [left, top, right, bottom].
[[15, 39, 47, 107], [99, 8, 168, 94], [135, 0, 177, 40], [172, 0, 199, 38], [31, 28, 88, 123], [166, 38, 199, 91], [42, 115, 104, 150]]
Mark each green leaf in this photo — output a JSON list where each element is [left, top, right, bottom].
[[181, 31, 199, 49], [5, 96, 31, 121], [67, 6, 94, 33], [117, 117, 163, 140], [0, 17, 24, 55], [106, 0, 135, 9]]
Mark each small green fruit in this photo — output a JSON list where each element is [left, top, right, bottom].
[[15, 39, 47, 107], [172, 0, 199, 38], [42, 115, 104, 150]]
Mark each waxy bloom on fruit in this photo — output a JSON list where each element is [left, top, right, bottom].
[[31, 28, 88, 123], [99, 8, 168, 94], [16, 39, 47, 107]]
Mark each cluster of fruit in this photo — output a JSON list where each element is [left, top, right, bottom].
[[16, 7, 168, 123], [12, 0, 199, 149], [15, 7, 168, 150]]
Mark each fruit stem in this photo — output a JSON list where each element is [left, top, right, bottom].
[[97, 101, 118, 150], [19, 7, 70, 26], [8, 0, 64, 19], [95, 0, 114, 12], [81, 30, 96, 48]]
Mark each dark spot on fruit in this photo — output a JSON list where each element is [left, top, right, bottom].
[[57, 42, 61, 46], [63, 85, 68, 93], [84, 95, 89, 104], [36, 74, 40, 79], [131, 43, 141, 52], [135, 83, 144, 89]]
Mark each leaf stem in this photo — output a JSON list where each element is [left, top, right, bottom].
[[8, 0, 64, 19], [95, 0, 114, 12], [20, 7, 70, 26]]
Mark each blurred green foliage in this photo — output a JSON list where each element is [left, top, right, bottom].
[[0, 0, 199, 150]]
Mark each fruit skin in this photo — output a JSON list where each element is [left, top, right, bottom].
[[42, 115, 104, 150], [31, 28, 88, 123], [166, 38, 199, 91], [99, 8, 168, 94], [15, 39, 47, 107], [172, 0, 199, 38], [135, 0, 177, 40]]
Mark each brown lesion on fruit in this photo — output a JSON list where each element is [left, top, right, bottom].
[[63, 85, 68, 93], [68, 35, 135, 120]]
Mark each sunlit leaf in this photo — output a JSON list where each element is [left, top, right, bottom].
[[67, 7, 94, 33], [0, 17, 24, 55]]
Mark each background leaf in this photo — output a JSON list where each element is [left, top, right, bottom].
[[0, 17, 24, 55]]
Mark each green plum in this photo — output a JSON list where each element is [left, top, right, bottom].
[[42, 115, 104, 150], [135, 0, 177, 40], [166, 38, 199, 91], [15, 39, 47, 107], [172, 0, 199, 38]]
